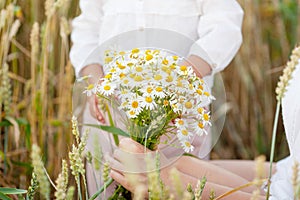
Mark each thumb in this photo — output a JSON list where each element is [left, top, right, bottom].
[[119, 138, 148, 153]]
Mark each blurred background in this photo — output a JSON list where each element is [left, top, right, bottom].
[[0, 0, 297, 193]]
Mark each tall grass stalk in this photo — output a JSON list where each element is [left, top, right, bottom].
[[266, 102, 281, 199]]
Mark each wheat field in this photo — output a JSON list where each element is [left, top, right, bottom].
[[0, 0, 299, 198]]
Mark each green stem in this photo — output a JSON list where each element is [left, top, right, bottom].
[[77, 176, 82, 200], [4, 127, 8, 174], [266, 101, 281, 199], [89, 178, 113, 200], [106, 104, 119, 146]]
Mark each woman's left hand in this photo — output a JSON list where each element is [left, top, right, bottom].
[[106, 138, 151, 195]]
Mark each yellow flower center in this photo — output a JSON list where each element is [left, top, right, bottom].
[[145, 50, 151, 55], [145, 96, 153, 103], [166, 75, 173, 83], [132, 48, 140, 54], [185, 141, 191, 147], [196, 89, 203, 95], [198, 85, 203, 90], [154, 74, 163, 81], [123, 79, 129, 84], [132, 101, 139, 108], [203, 113, 210, 121], [180, 65, 187, 71], [147, 87, 153, 93], [127, 62, 134, 67], [135, 66, 143, 72], [163, 100, 169, 106], [178, 119, 184, 125], [185, 101, 193, 109], [119, 73, 126, 79], [162, 59, 169, 65], [204, 92, 210, 97], [119, 51, 126, 55], [170, 64, 176, 69], [118, 64, 126, 70], [105, 74, 112, 79], [181, 129, 188, 136], [104, 85, 111, 91], [87, 84, 94, 90], [146, 54, 153, 61], [155, 86, 163, 92], [105, 57, 113, 64], [197, 107, 203, 114], [134, 75, 143, 82], [153, 50, 160, 54], [173, 56, 178, 61], [177, 80, 183, 87], [129, 110, 136, 116], [198, 122, 204, 129]]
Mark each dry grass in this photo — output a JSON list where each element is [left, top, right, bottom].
[[213, 0, 297, 160], [0, 0, 298, 195]]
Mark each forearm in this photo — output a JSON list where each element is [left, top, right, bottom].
[[161, 165, 264, 200], [161, 156, 257, 193]]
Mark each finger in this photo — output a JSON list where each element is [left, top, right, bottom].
[[110, 170, 133, 192], [112, 149, 147, 172], [105, 154, 125, 172], [94, 97, 105, 123], [119, 138, 149, 153]]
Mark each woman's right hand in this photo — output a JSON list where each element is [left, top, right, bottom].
[[80, 64, 106, 123], [87, 94, 106, 123]]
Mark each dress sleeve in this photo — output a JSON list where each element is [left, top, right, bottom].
[[70, 0, 103, 77], [189, 0, 244, 74]]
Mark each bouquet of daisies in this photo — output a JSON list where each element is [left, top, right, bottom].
[[86, 48, 214, 153]]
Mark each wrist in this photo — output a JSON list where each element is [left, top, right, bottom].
[[80, 63, 104, 84], [184, 55, 212, 78]]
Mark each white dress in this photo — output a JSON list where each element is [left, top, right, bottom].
[[270, 62, 300, 199]]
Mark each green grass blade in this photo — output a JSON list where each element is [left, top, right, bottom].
[[83, 124, 130, 137], [0, 187, 27, 194], [0, 192, 11, 200]]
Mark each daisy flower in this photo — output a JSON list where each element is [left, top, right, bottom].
[[192, 121, 208, 136], [180, 140, 194, 153], [83, 83, 97, 96], [177, 128, 193, 140], [127, 95, 143, 115], [141, 96, 157, 110], [126, 109, 138, 119], [97, 81, 116, 96], [153, 85, 166, 98], [181, 99, 196, 114], [140, 84, 155, 98], [174, 118, 188, 129], [201, 111, 212, 126]]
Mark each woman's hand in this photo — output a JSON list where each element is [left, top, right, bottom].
[[182, 55, 212, 78], [80, 64, 106, 123], [107, 138, 150, 196]]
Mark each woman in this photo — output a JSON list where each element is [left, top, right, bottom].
[[108, 52, 300, 199], [70, 0, 244, 195]]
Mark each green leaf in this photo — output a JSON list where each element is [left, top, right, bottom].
[[0, 120, 12, 127], [83, 124, 130, 137], [0, 192, 11, 200], [0, 188, 27, 195]]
